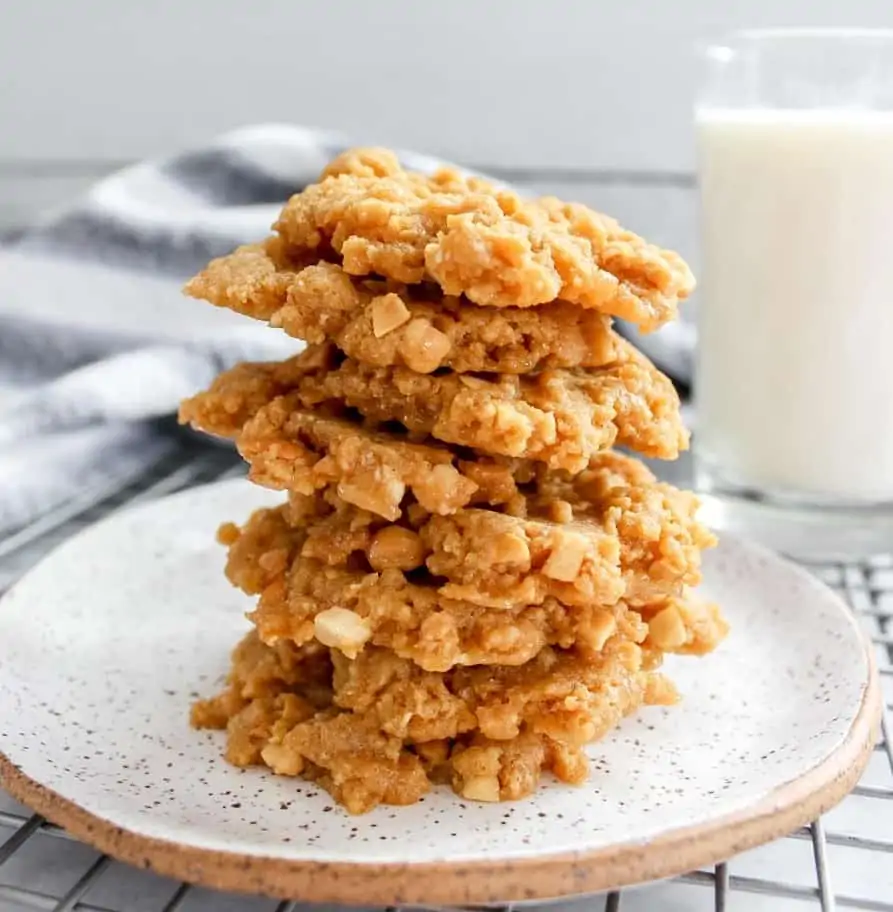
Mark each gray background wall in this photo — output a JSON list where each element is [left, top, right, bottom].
[[1, 0, 891, 267]]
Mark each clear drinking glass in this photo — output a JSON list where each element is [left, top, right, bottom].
[[694, 29, 893, 559]]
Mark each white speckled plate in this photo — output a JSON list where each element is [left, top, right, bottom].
[[0, 480, 879, 906]]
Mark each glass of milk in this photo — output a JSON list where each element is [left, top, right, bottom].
[[695, 28, 893, 559]]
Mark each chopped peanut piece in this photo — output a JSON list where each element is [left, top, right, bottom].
[[647, 604, 687, 650], [338, 470, 406, 521], [370, 293, 412, 337], [314, 607, 372, 657], [542, 530, 589, 582], [460, 776, 501, 802], [413, 463, 476, 515], [488, 531, 531, 566], [548, 500, 575, 523], [261, 743, 304, 776], [368, 526, 425, 571], [584, 611, 618, 652], [399, 318, 452, 373]]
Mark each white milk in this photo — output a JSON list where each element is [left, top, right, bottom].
[[696, 109, 893, 502]]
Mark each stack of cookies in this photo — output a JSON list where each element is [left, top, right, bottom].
[[180, 148, 728, 814]]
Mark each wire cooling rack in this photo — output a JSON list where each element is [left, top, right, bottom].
[[0, 430, 891, 912]]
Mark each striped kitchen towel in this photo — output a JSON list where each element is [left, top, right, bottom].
[[0, 125, 463, 536]]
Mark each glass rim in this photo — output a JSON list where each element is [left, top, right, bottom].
[[700, 27, 893, 58]]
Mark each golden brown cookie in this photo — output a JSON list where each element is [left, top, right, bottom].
[[271, 148, 695, 327], [249, 554, 641, 672], [219, 501, 723, 669], [292, 341, 686, 469], [192, 629, 678, 813], [299, 502, 626, 611], [186, 254, 619, 374], [330, 639, 675, 747], [182, 341, 687, 471], [260, 450, 716, 611]]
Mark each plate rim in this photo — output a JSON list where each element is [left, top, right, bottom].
[[0, 657, 878, 904], [0, 483, 883, 905]]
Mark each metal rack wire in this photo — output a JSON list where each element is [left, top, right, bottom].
[[0, 433, 891, 912]]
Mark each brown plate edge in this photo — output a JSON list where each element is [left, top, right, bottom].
[[0, 645, 881, 906]]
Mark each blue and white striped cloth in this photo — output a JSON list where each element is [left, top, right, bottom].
[[0, 126, 467, 535], [0, 124, 690, 536]]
